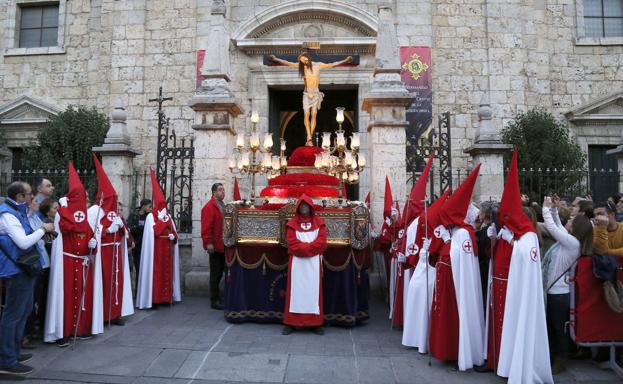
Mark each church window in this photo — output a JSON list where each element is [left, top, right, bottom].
[[584, 0, 623, 38], [18, 3, 59, 48]]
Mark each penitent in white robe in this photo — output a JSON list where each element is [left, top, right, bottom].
[[497, 232, 553, 384]]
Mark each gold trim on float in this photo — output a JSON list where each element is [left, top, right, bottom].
[[236, 238, 281, 244]]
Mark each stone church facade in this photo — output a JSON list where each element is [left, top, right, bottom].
[[1, 0, 623, 292]]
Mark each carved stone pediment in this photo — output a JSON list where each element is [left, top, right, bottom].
[[0, 95, 60, 147], [565, 92, 623, 125], [233, 0, 378, 55]]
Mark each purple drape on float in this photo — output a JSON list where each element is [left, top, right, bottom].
[[224, 245, 369, 327]]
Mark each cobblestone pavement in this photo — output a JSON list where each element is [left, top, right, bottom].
[[0, 296, 619, 383]]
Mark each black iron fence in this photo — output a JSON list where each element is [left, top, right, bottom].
[[0, 169, 97, 199]]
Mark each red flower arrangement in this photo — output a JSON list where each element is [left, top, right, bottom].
[[287, 146, 324, 166], [268, 173, 339, 187]]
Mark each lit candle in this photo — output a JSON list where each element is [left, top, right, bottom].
[[342, 172, 348, 180], [251, 111, 259, 124], [263, 133, 273, 151], [351, 132, 360, 149], [237, 157, 244, 170], [357, 153, 366, 167], [242, 152, 250, 167], [344, 151, 353, 168], [250, 132, 260, 149], [335, 107, 345, 124], [321, 132, 331, 150], [236, 133, 245, 149], [263, 154, 271, 169], [352, 172, 359, 182], [336, 131, 346, 149], [280, 138, 286, 152], [228, 155, 236, 169], [280, 156, 287, 167], [314, 154, 321, 168], [271, 155, 280, 170]]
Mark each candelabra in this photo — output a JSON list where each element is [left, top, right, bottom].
[[228, 111, 287, 204], [314, 107, 365, 199]]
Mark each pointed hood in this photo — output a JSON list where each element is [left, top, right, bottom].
[[364, 191, 371, 206], [439, 164, 481, 227], [421, 188, 451, 255], [498, 149, 534, 238], [58, 162, 93, 235], [233, 177, 241, 201], [403, 154, 434, 225], [150, 168, 167, 214], [92, 153, 118, 218], [286, 193, 324, 232], [383, 176, 392, 219]]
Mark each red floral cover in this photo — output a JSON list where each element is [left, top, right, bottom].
[[287, 146, 324, 166], [268, 173, 339, 187], [260, 186, 338, 198]]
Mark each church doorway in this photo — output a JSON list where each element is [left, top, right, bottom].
[[268, 86, 359, 199]]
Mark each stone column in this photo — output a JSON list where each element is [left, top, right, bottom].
[[362, 4, 414, 230], [464, 94, 512, 203], [186, 0, 244, 295], [93, 99, 140, 216]]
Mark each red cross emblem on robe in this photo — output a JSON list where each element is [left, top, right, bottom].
[[300, 222, 311, 231], [398, 229, 405, 239], [530, 247, 538, 262], [106, 211, 117, 221], [462, 240, 473, 254], [434, 228, 442, 238], [73, 210, 86, 223], [407, 243, 419, 256]]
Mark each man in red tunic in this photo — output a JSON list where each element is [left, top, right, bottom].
[[282, 194, 327, 335], [201, 183, 226, 310], [429, 165, 482, 366], [136, 169, 181, 308], [44, 162, 103, 346], [90, 155, 133, 325]]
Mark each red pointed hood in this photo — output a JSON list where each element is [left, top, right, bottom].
[[150, 168, 167, 214], [403, 154, 434, 225], [422, 189, 451, 255], [58, 162, 93, 235], [287, 194, 324, 232], [439, 164, 481, 227], [92, 154, 118, 217], [364, 191, 371, 205], [499, 149, 534, 238], [233, 177, 241, 201], [383, 177, 392, 219]]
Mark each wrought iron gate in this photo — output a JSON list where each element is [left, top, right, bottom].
[[407, 111, 452, 198], [150, 87, 195, 233]]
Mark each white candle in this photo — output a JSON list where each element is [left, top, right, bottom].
[[336, 131, 345, 149], [357, 153, 366, 167], [335, 107, 345, 123], [251, 111, 259, 124], [236, 133, 245, 149], [322, 132, 331, 149], [280, 139, 286, 152], [351, 133, 360, 149]]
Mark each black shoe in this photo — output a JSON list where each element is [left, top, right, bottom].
[[311, 326, 324, 335], [56, 338, 69, 348], [211, 301, 224, 310], [21, 337, 36, 350], [17, 354, 32, 363], [111, 317, 126, 326], [474, 363, 492, 373], [282, 326, 294, 335], [0, 362, 34, 375]]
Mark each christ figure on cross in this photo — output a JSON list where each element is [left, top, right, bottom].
[[270, 52, 352, 146]]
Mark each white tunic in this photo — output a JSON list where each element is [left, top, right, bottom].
[[289, 228, 321, 314]]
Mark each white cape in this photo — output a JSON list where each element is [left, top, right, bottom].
[[449, 227, 485, 371], [136, 212, 181, 309], [289, 228, 321, 314], [89, 205, 134, 318], [402, 217, 436, 352], [44, 210, 104, 342], [497, 232, 553, 383]]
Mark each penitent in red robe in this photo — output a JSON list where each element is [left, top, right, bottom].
[[100, 227, 124, 321], [486, 241, 511, 370], [284, 196, 328, 327], [152, 218, 178, 304]]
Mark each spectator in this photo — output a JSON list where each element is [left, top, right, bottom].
[[474, 201, 497, 308], [0, 181, 54, 375], [126, 199, 152, 282], [541, 196, 593, 373], [179, 199, 192, 233], [33, 178, 54, 204], [201, 183, 225, 310], [615, 196, 623, 223]]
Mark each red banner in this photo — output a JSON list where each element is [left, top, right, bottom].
[[400, 46, 432, 173], [196, 50, 206, 89]]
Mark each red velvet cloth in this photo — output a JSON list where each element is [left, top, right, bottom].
[[574, 256, 623, 343], [287, 146, 324, 166], [260, 186, 338, 198], [429, 243, 460, 361], [268, 173, 339, 187], [201, 198, 224, 252], [61, 231, 93, 338], [100, 230, 123, 321]]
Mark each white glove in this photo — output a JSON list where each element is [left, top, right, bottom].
[[88, 238, 97, 249], [397, 253, 406, 263], [421, 237, 432, 252], [168, 233, 175, 241], [498, 227, 514, 245], [434, 225, 451, 243], [419, 247, 429, 262], [486, 225, 497, 240], [59, 197, 68, 208], [106, 216, 124, 234]]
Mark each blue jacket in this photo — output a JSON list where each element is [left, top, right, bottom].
[[0, 200, 45, 277]]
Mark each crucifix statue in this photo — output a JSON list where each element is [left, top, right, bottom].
[[269, 52, 353, 146]]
